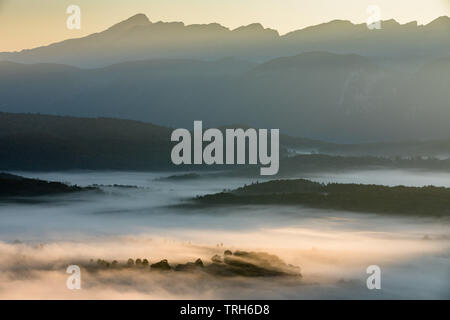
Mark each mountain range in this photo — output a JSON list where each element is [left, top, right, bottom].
[[1, 14, 449, 142], [1, 14, 449, 67], [0, 52, 449, 142]]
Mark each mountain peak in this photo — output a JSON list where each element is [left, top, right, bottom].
[[382, 19, 401, 28], [233, 23, 279, 37], [107, 13, 151, 32], [426, 16, 450, 29], [123, 13, 150, 24], [234, 23, 265, 32]]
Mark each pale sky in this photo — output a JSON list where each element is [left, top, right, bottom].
[[0, 0, 449, 52]]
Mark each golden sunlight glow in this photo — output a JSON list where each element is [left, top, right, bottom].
[[0, 0, 448, 51]]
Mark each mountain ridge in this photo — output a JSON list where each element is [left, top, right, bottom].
[[1, 51, 449, 142], [2, 14, 449, 67]]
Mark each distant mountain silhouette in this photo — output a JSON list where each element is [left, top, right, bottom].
[[1, 52, 449, 142], [1, 14, 449, 67]]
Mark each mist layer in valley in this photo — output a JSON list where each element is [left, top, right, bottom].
[[0, 170, 448, 299]]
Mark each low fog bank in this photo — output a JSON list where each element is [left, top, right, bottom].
[[0, 233, 448, 299], [0, 170, 448, 299], [11, 168, 450, 189]]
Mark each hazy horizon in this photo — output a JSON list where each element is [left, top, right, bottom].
[[1, 0, 449, 52]]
